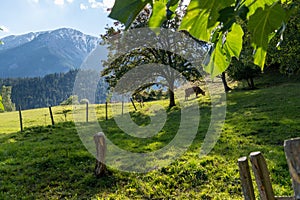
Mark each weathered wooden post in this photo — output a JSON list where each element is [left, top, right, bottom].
[[49, 106, 55, 126], [238, 156, 255, 200], [94, 132, 107, 177], [86, 102, 89, 123], [284, 138, 300, 200], [18, 106, 23, 132], [122, 101, 124, 115], [249, 151, 275, 200], [105, 102, 108, 121]]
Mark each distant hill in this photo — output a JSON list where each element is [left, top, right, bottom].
[[0, 28, 107, 78]]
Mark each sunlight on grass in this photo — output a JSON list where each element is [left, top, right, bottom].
[[0, 72, 299, 199]]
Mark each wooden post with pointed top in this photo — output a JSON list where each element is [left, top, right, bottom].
[[94, 132, 107, 177], [249, 151, 275, 200], [238, 156, 255, 200]]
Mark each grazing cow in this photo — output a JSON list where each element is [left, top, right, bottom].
[[132, 93, 144, 108], [185, 86, 205, 100]]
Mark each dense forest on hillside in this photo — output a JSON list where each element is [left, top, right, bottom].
[[0, 70, 108, 110]]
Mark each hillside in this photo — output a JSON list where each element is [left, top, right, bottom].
[[0, 72, 299, 199], [0, 28, 107, 78], [0, 69, 108, 110]]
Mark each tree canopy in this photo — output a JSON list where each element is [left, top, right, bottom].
[[108, 0, 297, 77]]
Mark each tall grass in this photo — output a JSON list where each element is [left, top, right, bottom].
[[0, 71, 299, 199]]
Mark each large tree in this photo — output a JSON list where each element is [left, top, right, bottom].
[[101, 4, 207, 107], [108, 0, 297, 77], [101, 28, 206, 107]]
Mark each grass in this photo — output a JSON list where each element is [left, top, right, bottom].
[[0, 70, 300, 199]]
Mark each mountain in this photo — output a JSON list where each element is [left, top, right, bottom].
[[0, 28, 106, 78]]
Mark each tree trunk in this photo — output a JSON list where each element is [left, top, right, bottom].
[[247, 78, 255, 89], [250, 77, 255, 89], [247, 79, 252, 88], [221, 72, 232, 92], [169, 88, 176, 108]]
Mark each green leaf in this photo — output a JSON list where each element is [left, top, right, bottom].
[[223, 23, 244, 59], [109, 0, 152, 29], [149, 1, 168, 28], [204, 38, 230, 76], [244, 0, 278, 19], [180, 0, 234, 42], [248, 3, 286, 69], [204, 23, 243, 77]]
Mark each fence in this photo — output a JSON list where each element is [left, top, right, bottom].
[[0, 101, 142, 133], [238, 137, 300, 200]]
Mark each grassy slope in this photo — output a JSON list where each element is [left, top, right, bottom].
[[0, 71, 300, 199]]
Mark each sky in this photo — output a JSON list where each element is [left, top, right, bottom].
[[0, 0, 115, 38]]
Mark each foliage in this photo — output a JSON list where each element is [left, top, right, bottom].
[[109, 0, 296, 76], [267, 1, 300, 75], [227, 26, 261, 89], [1, 85, 15, 112], [103, 4, 207, 108], [0, 70, 108, 110], [60, 95, 79, 106], [227, 58, 261, 89], [0, 72, 299, 198], [0, 95, 4, 112]]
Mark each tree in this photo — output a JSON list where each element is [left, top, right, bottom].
[[108, 0, 297, 77], [227, 58, 260, 89], [102, 4, 206, 108], [267, 1, 300, 75], [102, 30, 206, 107], [1, 86, 15, 112], [227, 22, 261, 89]]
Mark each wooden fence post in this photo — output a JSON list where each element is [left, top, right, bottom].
[[238, 156, 255, 200], [249, 151, 275, 200], [122, 101, 124, 115], [86, 102, 89, 123], [94, 132, 107, 177], [105, 102, 108, 121], [49, 106, 55, 126], [284, 138, 300, 200], [18, 106, 23, 132]]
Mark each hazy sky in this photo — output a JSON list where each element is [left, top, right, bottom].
[[0, 0, 115, 38]]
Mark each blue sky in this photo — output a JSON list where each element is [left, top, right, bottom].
[[0, 0, 115, 38]]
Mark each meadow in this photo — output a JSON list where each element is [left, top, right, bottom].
[[0, 70, 300, 199]]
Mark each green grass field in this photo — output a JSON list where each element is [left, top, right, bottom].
[[0, 71, 300, 199]]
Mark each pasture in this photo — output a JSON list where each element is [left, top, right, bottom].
[[0, 71, 300, 199]]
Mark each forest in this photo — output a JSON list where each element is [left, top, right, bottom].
[[0, 69, 108, 110]]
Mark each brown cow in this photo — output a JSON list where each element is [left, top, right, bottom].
[[185, 86, 205, 100]]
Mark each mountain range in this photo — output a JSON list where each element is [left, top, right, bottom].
[[0, 28, 106, 78]]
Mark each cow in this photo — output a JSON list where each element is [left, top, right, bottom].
[[185, 86, 205, 100], [132, 93, 144, 108]]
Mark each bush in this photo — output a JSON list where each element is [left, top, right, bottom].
[[0, 96, 4, 113], [60, 95, 79, 105]]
